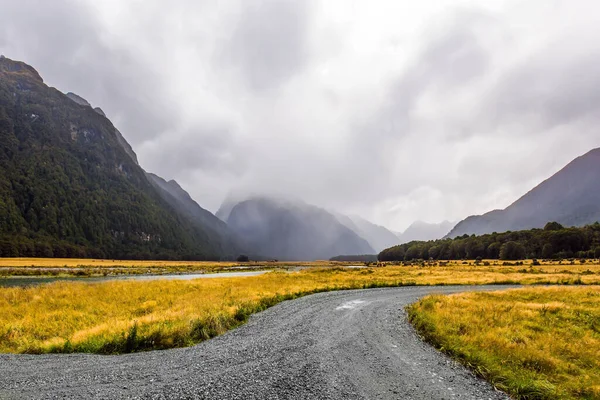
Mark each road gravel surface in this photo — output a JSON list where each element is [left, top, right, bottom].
[[0, 286, 512, 399]]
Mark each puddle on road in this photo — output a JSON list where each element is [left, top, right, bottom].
[[336, 299, 367, 310]]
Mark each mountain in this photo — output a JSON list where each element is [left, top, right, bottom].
[[333, 213, 399, 252], [146, 173, 242, 257], [447, 148, 600, 237], [396, 220, 455, 244], [0, 56, 234, 259], [218, 197, 375, 260]]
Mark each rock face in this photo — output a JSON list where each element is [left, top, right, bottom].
[[0, 56, 234, 259], [447, 148, 600, 237], [218, 197, 375, 260], [396, 221, 455, 244], [65, 91, 139, 165], [66, 92, 91, 107]]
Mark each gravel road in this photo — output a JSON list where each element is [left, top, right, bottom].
[[0, 286, 512, 399]]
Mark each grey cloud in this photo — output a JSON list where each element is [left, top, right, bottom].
[[142, 125, 244, 179], [342, 10, 493, 197], [487, 49, 600, 131], [369, 10, 492, 137], [1, 1, 599, 230], [219, 0, 312, 92]]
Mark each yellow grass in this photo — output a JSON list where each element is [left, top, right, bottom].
[[1, 257, 599, 277], [2, 263, 600, 355], [408, 287, 600, 399], [0, 258, 340, 277]]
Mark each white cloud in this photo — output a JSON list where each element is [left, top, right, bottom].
[[1, 0, 599, 231]]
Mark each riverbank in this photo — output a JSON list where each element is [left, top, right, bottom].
[[1, 264, 599, 354]]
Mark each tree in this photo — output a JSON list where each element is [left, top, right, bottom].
[[499, 241, 526, 260], [236, 254, 249, 262], [544, 221, 564, 231], [405, 244, 422, 261], [541, 243, 554, 259], [595, 247, 600, 259], [428, 245, 441, 260], [486, 242, 501, 259]]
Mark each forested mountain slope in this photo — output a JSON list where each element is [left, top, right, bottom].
[[0, 56, 232, 259]]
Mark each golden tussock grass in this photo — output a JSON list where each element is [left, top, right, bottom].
[[408, 286, 600, 399], [0, 258, 333, 277], [1, 264, 600, 355]]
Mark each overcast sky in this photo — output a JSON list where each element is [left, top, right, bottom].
[[1, 0, 599, 231]]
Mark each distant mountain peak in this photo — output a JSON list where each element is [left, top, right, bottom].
[[333, 213, 399, 252], [447, 147, 600, 237], [220, 196, 374, 260], [397, 220, 455, 244]]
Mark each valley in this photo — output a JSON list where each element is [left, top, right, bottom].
[[1, 8, 600, 397]]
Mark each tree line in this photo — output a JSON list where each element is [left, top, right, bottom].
[[378, 222, 600, 262]]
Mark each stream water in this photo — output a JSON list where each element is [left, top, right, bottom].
[[0, 270, 269, 288]]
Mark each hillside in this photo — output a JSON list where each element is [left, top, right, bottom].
[[379, 222, 600, 261], [218, 197, 375, 260], [396, 220, 455, 244], [447, 148, 600, 237], [0, 56, 232, 259]]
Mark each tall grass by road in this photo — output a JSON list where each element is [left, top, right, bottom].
[[408, 287, 600, 400], [1, 265, 600, 354]]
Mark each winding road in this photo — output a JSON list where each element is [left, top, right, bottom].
[[0, 286, 512, 399]]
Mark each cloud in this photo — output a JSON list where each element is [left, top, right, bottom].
[[1, 0, 600, 231], [218, 0, 313, 92]]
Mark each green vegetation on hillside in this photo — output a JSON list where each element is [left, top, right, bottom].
[[0, 57, 226, 260], [379, 222, 600, 261]]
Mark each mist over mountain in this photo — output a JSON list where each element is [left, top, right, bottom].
[[333, 213, 399, 252], [146, 173, 243, 257], [219, 197, 375, 260], [448, 148, 600, 237], [0, 56, 235, 259], [396, 221, 455, 244]]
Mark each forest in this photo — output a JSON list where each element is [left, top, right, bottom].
[[0, 58, 225, 260], [378, 222, 600, 261]]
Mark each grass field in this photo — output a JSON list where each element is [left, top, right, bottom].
[[2, 263, 600, 355], [0, 258, 328, 277], [408, 287, 600, 400], [1, 257, 599, 277]]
